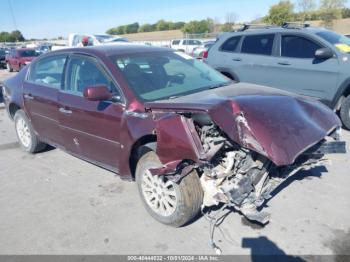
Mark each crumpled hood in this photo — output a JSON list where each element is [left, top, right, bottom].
[[146, 83, 341, 166]]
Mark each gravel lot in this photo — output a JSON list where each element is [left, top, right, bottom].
[[0, 68, 350, 257]]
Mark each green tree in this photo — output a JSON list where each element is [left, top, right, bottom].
[[172, 22, 185, 30], [264, 1, 295, 25], [342, 8, 350, 18], [11, 30, 25, 41], [182, 20, 210, 34], [320, 0, 346, 27], [0, 32, 11, 42], [0, 30, 25, 42], [124, 22, 139, 34], [138, 23, 153, 32], [298, 0, 316, 21], [155, 20, 171, 31], [106, 25, 125, 35], [221, 23, 234, 32]]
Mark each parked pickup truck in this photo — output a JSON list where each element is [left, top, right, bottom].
[[170, 39, 203, 54]]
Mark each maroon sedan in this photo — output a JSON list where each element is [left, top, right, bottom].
[[2, 45, 346, 227], [5, 48, 39, 72]]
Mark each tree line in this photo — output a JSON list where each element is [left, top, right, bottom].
[[107, 0, 349, 35], [0, 30, 25, 42], [106, 19, 218, 35], [262, 0, 349, 27]]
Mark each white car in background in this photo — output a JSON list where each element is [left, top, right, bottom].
[[68, 34, 129, 47], [192, 40, 216, 59], [170, 39, 203, 54]]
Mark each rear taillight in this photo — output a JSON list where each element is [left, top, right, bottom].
[[202, 50, 209, 58]]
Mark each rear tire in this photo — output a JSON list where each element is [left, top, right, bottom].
[[14, 110, 46, 153], [136, 151, 203, 227], [340, 95, 350, 130]]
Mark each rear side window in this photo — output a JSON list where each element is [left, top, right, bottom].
[[281, 35, 322, 59], [188, 40, 201, 45], [241, 34, 275, 55], [172, 40, 180, 45], [28, 55, 66, 88], [220, 36, 241, 52]]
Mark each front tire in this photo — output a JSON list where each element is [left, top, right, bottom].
[[340, 95, 350, 130], [14, 110, 46, 153], [136, 151, 203, 227]]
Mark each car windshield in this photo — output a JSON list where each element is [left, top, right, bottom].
[[316, 31, 350, 53], [19, 50, 39, 57], [111, 51, 231, 102]]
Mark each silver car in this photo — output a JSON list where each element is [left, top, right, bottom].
[[205, 23, 350, 130]]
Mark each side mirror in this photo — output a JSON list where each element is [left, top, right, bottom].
[[315, 48, 334, 60], [83, 85, 112, 101]]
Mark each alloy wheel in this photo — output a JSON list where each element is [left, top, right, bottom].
[[16, 118, 31, 148], [141, 170, 177, 217]]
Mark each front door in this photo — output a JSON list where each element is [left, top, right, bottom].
[[58, 54, 125, 171], [23, 54, 67, 145], [271, 34, 339, 102]]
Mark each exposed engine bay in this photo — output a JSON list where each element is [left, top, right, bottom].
[[167, 113, 345, 225]]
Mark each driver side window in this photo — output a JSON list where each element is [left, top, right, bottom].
[[65, 55, 119, 95], [281, 35, 322, 59]]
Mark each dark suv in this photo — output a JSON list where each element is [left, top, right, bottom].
[[2, 45, 345, 227], [205, 24, 350, 129]]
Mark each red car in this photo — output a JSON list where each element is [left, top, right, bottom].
[[5, 48, 39, 72], [2, 45, 346, 227]]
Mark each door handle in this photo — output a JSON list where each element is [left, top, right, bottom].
[[232, 58, 242, 61], [59, 107, 72, 114], [278, 61, 291, 66], [24, 94, 34, 100]]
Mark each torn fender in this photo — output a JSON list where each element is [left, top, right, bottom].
[[154, 114, 206, 164]]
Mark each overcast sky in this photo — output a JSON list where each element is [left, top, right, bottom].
[[0, 0, 349, 39]]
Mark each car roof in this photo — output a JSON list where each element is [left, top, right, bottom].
[[51, 44, 173, 57], [221, 26, 329, 37]]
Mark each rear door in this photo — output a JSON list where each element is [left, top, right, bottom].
[[207, 35, 242, 78], [271, 33, 339, 100], [23, 54, 67, 145], [58, 54, 125, 171], [234, 33, 278, 86]]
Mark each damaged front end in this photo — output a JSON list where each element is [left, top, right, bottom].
[[198, 122, 345, 224], [150, 110, 346, 225]]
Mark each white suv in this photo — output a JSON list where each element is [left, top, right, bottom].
[[170, 39, 203, 54]]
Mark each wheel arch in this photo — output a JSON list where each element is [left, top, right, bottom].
[[333, 78, 350, 110], [129, 134, 157, 180], [8, 102, 21, 119], [216, 68, 239, 82]]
